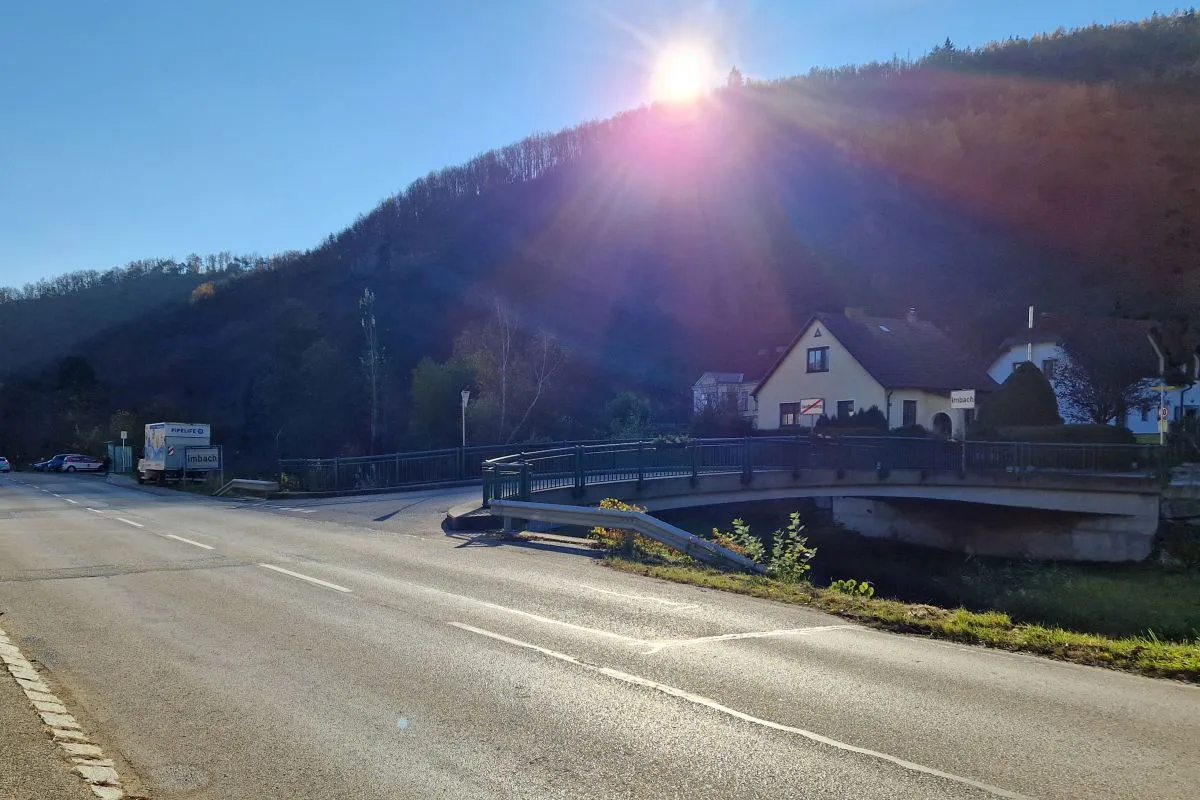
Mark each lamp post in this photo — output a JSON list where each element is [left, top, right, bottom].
[[461, 390, 471, 448]]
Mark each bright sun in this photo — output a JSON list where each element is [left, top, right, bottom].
[[652, 44, 712, 103]]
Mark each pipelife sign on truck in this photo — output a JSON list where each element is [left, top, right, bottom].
[[142, 422, 211, 472]]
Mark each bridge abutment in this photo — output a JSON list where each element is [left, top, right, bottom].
[[829, 497, 1159, 562]]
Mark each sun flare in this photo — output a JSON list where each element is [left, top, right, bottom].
[[652, 44, 712, 103]]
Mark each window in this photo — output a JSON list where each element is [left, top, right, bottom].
[[806, 346, 829, 373], [902, 400, 917, 427], [738, 391, 748, 412], [1042, 358, 1058, 380], [837, 400, 855, 419], [779, 402, 802, 427]]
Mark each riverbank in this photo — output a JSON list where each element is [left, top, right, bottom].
[[605, 558, 1200, 681]]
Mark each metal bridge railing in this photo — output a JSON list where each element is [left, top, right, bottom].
[[481, 437, 1167, 504]]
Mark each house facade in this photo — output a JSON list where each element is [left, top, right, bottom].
[[691, 372, 759, 423], [987, 313, 1198, 436], [753, 309, 999, 438]]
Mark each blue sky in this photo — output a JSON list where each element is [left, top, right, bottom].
[[0, 0, 1175, 287]]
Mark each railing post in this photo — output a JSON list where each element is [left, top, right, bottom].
[[636, 441, 645, 488], [742, 436, 753, 484], [334, 457, 341, 490], [690, 440, 699, 486], [519, 462, 531, 502], [574, 445, 585, 497]]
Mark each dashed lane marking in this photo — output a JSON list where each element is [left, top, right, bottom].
[[65, 498, 79, 504], [449, 622, 1031, 800], [258, 563, 352, 593], [115, 518, 143, 528], [163, 534, 214, 551]]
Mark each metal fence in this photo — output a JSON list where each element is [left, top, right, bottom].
[[481, 436, 1168, 504], [278, 439, 630, 493]]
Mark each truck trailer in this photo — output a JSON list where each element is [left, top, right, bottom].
[[137, 422, 211, 484]]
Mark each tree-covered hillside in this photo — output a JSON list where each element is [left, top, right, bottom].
[[3, 12, 1200, 469]]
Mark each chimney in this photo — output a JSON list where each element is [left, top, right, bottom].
[[906, 307, 918, 324], [844, 307, 866, 320]]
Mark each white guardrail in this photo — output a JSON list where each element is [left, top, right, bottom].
[[487, 499, 765, 574], [214, 479, 279, 497]]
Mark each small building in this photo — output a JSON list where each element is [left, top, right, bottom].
[[753, 308, 998, 437], [692, 349, 784, 427], [987, 312, 1198, 436]]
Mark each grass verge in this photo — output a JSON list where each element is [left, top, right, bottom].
[[605, 558, 1200, 682]]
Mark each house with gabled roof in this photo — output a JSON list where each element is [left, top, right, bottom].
[[691, 348, 785, 426], [753, 308, 999, 437], [987, 311, 1199, 435]]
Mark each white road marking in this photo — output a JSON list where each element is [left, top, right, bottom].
[[416, 584, 652, 646], [259, 563, 352, 593], [86, 508, 104, 515], [448, 623, 1031, 799], [51, 493, 61, 497], [65, 498, 78, 504], [643, 625, 854, 654], [581, 585, 699, 609], [115, 517, 143, 528], [163, 534, 214, 550]]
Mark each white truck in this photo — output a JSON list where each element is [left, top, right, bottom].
[[136, 422, 212, 484]]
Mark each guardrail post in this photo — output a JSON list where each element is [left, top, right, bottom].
[[690, 441, 699, 486], [519, 462, 531, 502], [741, 436, 753, 484], [636, 441, 645, 488], [573, 446, 585, 497]]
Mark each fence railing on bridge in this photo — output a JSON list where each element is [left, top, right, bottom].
[[480, 436, 1168, 504], [278, 439, 631, 493]]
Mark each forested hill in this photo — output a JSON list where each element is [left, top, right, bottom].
[[3, 12, 1200, 467]]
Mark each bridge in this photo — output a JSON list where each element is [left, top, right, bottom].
[[480, 437, 1169, 562]]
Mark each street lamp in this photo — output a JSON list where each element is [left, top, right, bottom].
[[461, 390, 471, 448]]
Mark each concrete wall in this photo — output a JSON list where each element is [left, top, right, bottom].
[[830, 497, 1158, 562]]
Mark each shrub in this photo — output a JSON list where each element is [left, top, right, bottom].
[[991, 424, 1137, 444], [889, 424, 931, 438], [589, 498, 684, 562], [767, 512, 818, 583], [817, 405, 888, 431], [977, 362, 1062, 428], [710, 518, 765, 562]]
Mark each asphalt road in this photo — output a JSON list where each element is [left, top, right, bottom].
[[0, 472, 1197, 799]]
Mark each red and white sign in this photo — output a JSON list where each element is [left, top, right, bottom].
[[800, 398, 824, 416], [1159, 406, 1169, 422], [167, 446, 175, 456]]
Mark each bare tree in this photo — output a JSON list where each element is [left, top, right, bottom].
[[506, 330, 569, 443], [1055, 337, 1155, 425]]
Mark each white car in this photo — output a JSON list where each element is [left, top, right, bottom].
[[60, 454, 104, 472]]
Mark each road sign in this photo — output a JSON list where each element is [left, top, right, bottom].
[[1159, 406, 1169, 422], [950, 390, 976, 410], [185, 446, 222, 471], [800, 398, 824, 416]]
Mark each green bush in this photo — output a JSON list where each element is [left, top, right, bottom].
[[817, 405, 888, 431], [710, 512, 817, 582], [889, 424, 931, 438], [983, 424, 1137, 444], [977, 362, 1062, 428]]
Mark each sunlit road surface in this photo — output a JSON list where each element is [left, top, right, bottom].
[[1, 473, 1196, 799]]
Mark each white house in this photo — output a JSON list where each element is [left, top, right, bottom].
[[753, 309, 999, 437], [987, 313, 1199, 436], [692, 348, 785, 427]]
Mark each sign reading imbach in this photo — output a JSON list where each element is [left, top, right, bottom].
[[185, 446, 222, 471], [950, 390, 976, 410]]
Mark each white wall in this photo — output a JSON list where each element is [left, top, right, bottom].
[[988, 344, 1194, 435], [754, 322, 888, 430], [889, 389, 965, 436]]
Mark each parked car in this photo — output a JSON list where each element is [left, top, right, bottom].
[[60, 454, 105, 473], [0, 456, 9, 473], [32, 457, 53, 471], [41, 454, 71, 472]]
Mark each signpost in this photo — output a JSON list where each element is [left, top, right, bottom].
[[800, 398, 824, 429], [951, 390, 977, 473], [461, 390, 471, 448]]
